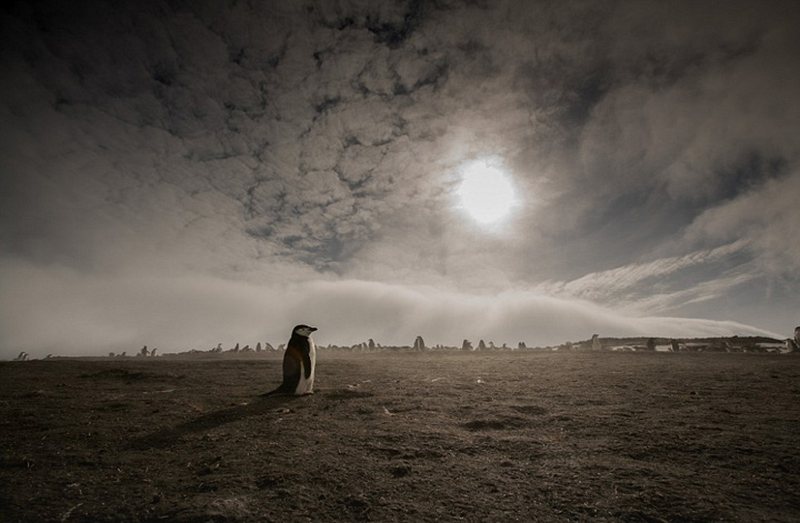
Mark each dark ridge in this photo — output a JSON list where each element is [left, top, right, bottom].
[[365, 0, 424, 48], [336, 16, 356, 31], [314, 95, 341, 114], [151, 63, 175, 86], [342, 135, 362, 147], [563, 68, 611, 125], [715, 152, 787, 202], [413, 60, 449, 90], [230, 47, 245, 65]]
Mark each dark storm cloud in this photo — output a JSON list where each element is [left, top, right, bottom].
[[0, 0, 798, 356]]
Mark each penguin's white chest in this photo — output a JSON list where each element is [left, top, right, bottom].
[[295, 338, 316, 395]]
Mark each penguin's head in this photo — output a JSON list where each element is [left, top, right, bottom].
[[293, 324, 318, 337]]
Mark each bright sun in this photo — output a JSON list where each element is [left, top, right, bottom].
[[456, 159, 518, 226]]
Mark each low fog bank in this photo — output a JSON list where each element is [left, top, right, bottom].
[[0, 262, 781, 359]]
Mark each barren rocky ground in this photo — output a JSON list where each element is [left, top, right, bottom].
[[1, 352, 799, 522]]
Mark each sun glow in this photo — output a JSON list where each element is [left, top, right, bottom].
[[456, 159, 518, 226]]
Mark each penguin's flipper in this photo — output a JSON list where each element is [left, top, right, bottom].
[[284, 368, 301, 391], [302, 350, 312, 379], [282, 349, 302, 392]]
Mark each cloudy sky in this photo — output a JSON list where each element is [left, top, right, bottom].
[[1, 0, 798, 357]]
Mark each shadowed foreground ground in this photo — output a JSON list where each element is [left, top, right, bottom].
[[1, 352, 799, 521]]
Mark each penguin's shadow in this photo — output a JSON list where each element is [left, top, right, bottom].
[[127, 394, 299, 450]]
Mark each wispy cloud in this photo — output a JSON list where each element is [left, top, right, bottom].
[[535, 240, 758, 314], [616, 271, 758, 315], [685, 169, 800, 275]]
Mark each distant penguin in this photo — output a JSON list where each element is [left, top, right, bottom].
[[262, 325, 317, 396]]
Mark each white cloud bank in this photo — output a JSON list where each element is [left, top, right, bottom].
[[0, 260, 780, 359]]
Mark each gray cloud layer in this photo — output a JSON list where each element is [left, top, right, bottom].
[[1, 1, 797, 356]]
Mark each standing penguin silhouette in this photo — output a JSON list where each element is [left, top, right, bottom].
[[262, 325, 317, 396]]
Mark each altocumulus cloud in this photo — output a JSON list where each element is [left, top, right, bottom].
[[0, 0, 797, 357]]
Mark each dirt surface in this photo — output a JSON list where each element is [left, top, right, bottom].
[[1, 352, 799, 522]]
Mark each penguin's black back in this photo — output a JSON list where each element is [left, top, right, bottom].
[[288, 333, 313, 379], [262, 330, 313, 396]]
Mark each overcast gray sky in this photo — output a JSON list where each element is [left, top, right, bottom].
[[1, 0, 798, 357]]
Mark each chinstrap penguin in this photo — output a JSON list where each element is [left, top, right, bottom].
[[263, 324, 317, 396]]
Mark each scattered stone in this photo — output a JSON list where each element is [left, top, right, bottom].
[[391, 465, 411, 477]]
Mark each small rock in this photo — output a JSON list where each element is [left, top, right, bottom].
[[391, 465, 411, 478]]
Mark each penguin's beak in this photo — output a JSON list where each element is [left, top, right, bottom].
[[309, 326, 318, 332]]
